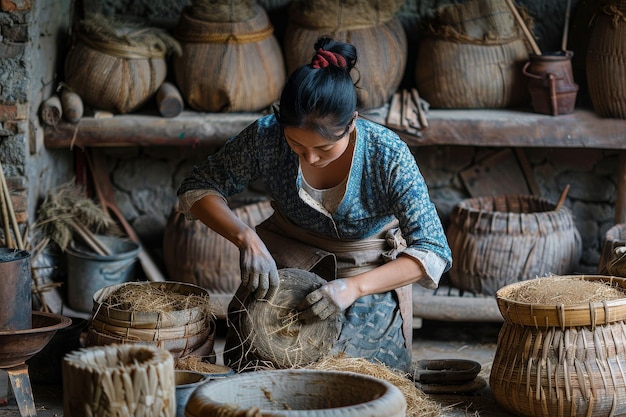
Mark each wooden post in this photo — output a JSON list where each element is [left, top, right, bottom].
[[616, 151, 626, 224]]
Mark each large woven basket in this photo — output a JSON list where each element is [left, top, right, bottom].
[[283, 0, 407, 110], [415, 0, 529, 109], [446, 194, 582, 295], [599, 223, 626, 275], [173, 4, 286, 112], [490, 275, 626, 417]]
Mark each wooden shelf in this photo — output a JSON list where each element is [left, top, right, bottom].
[[44, 107, 626, 150]]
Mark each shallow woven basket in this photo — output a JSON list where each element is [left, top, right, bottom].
[[63, 344, 175, 417], [599, 223, 626, 275], [490, 275, 626, 417], [446, 194, 582, 295]]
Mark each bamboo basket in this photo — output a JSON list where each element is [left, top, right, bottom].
[[283, 0, 407, 110], [173, 4, 286, 112], [162, 201, 274, 317], [415, 0, 529, 109], [446, 194, 582, 295], [64, 16, 176, 114], [63, 344, 175, 417], [599, 223, 626, 275], [490, 275, 626, 417], [587, 0, 626, 119]]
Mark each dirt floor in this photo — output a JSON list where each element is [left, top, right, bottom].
[[0, 319, 517, 417]]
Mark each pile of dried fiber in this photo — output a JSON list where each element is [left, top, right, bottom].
[[504, 276, 626, 304]]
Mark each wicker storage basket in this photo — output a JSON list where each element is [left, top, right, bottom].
[[599, 223, 626, 275], [63, 344, 175, 417], [415, 0, 529, 109], [490, 275, 626, 417], [88, 281, 215, 359], [64, 16, 176, 114], [173, 4, 286, 112], [162, 201, 274, 317], [587, 0, 626, 119], [447, 194, 582, 295], [186, 369, 406, 417], [283, 0, 407, 110]]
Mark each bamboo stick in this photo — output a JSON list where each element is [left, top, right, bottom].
[[0, 177, 15, 248], [0, 160, 23, 249], [505, 0, 542, 55], [67, 218, 111, 256]]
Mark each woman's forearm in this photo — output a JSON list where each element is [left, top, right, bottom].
[[348, 255, 426, 297]]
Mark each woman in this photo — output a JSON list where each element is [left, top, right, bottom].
[[177, 36, 452, 372]]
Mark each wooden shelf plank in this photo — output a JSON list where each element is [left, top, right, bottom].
[[44, 107, 626, 150]]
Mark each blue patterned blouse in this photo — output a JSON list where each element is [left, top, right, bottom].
[[178, 115, 452, 285]]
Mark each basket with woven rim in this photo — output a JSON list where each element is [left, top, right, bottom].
[[490, 275, 626, 417], [446, 194, 582, 295], [63, 344, 175, 417]]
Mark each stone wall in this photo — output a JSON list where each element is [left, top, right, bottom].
[[0, 0, 615, 280]]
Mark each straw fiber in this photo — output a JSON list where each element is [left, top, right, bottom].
[[163, 201, 274, 296], [64, 16, 177, 114], [446, 194, 582, 296], [415, 0, 530, 109], [191, 0, 256, 22], [173, 5, 286, 112], [283, 1, 407, 110], [490, 275, 626, 417], [225, 268, 342, 370], [599, 223, 626, 275], [587, 0, 626, 119], [63, 344, 175, 417]]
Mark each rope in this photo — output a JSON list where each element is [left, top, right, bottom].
[[77, 32, 166, 59], [175, 24, 274, 44]]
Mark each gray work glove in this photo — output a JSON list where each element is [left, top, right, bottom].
[[239, 244, 279, 300]]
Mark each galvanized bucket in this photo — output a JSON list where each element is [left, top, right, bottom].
[[66, 235, 140, 313]]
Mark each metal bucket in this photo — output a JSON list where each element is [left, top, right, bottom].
[[66, 235, 140, 313], [0, 248, 32, 330], [175, 370, 208, 417]]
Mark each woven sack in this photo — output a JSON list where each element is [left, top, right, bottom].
[[587, 0, 626, 119], [415, 0, 529, 109], [64, 15, 178, 114], [63, 344, 175, 417], [446, 194, 582, 295], [490, 275, 626, 417], [162, 201, 274, 316], [284, 0, 407, 110], [599, 223, 626, 274], [173, 4, 286, 112]]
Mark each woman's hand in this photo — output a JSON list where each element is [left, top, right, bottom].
[[239, 238, 279, 300], [297, 278, 359, 322]]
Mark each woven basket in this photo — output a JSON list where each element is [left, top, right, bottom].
[[415, 0, 529, 109], [587, 0, 626, 119], [490, 275, 626, 417], [446, 194, 582, 295], [283, 1, 407, 110], [599, 223, 626, 275], [162, 201, 274, 317], [173, 4, 286, 112], [63, 344, 175, 417], [88, 281, 215, 359]]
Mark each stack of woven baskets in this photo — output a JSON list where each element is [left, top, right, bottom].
[[87, 281, 215, 360]]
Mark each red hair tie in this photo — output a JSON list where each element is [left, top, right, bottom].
[[312, 49, 347, 69]]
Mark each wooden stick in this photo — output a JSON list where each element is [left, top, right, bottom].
[[562, 0, 572, 51], [505, 0, 542, 55], [411, 88, 429, 129], [555, 184, 570, 211], [156, 82, 184, 118], [67, 218, 111, 256], [0, 178, 14, 248], [0, 160, 23, 249]]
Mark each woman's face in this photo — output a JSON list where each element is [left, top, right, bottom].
[[283, 116, 356, 169]]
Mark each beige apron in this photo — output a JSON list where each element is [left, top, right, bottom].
[[256, 204, 413, 352]]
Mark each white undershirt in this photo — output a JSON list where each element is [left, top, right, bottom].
[[301, 172, 349, 214]]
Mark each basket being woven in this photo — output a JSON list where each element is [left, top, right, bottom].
[[446, 194, 582, 295], [490, 275, 626, 417]]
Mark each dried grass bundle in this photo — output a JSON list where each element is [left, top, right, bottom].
[[505, 275, 626, 304], [100, 281, 210, 314], [175, 355, 232, 375], [307, 353, 442, 417]]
